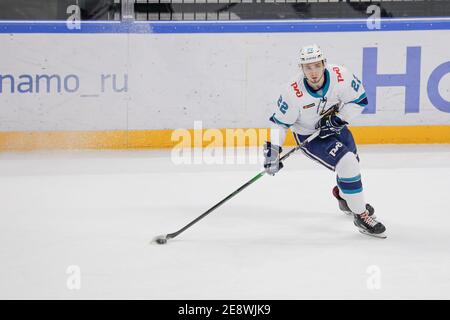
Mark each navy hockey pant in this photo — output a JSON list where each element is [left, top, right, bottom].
[[293, 126, 359, 171]]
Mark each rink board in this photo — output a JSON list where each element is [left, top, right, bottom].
[[1, 126, 449, 151], [0, 19, 449, 150]]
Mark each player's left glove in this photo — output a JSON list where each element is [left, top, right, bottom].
[[316, 114, 348, 139], [263, 141, 283, 176]]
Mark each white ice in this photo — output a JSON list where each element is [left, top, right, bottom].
[[1, 144, 450, 299]]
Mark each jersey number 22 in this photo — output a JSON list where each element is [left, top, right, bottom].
[[277, 95, 289, 114]]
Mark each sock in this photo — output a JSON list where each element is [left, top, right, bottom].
[[335, 152, 366, 214]]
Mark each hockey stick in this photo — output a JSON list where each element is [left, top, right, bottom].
[[152, 129, 321, 245]]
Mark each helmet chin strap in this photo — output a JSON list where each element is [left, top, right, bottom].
[[305, 71, 325, 89], [301, 61, 326, 89]]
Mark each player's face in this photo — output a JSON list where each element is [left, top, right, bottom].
[[301, 61, 325, 84]]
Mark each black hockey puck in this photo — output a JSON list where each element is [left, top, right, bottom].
[[155, 238, 167, 245]]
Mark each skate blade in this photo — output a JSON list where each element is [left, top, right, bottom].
[[358, 229, 387, 239]]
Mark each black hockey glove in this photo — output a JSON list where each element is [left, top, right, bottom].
[[263, 141, 283, 176], [316, 114, 348, 139]]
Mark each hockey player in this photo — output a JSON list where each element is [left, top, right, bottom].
[[263, 44, 386, 238]]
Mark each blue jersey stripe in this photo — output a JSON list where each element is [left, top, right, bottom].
[[270, 114, 292, 129], [350, 92, 367, 104]]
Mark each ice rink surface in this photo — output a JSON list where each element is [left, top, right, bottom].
[[1, 144, 449, 299]]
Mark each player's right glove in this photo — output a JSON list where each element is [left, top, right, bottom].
[[263, 141, 283, 176], [316, 114, 348, 139]]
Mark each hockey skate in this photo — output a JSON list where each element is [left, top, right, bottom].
[[353, 211, 387, 239], [332, 186, 375, 218]]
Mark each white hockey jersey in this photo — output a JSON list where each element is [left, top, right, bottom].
[[269, 64, 368, 144]]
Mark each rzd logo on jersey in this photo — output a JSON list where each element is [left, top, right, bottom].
[[329, 142, 343, 157], [332, 67, 344, 83], [291, 82, 303, 97]]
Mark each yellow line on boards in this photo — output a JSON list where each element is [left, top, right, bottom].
[[0, 126, 449, 151]]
